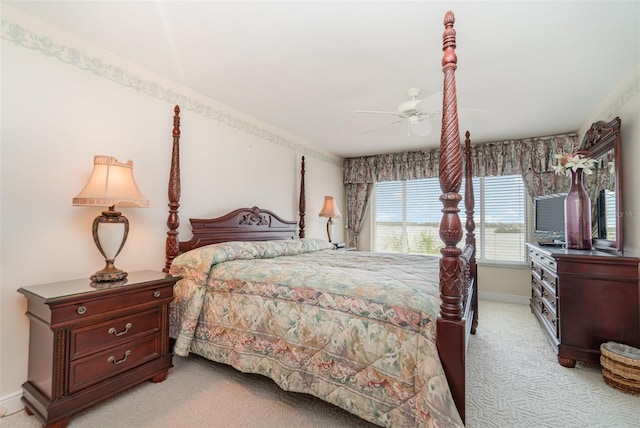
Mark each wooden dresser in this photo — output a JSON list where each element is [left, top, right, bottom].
[[18, 270, 179, 428], [526, 243, 640, 368]]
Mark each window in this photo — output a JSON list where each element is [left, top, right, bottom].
[[373, 175, 527, 264]]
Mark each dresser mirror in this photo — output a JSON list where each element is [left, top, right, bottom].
[[579, 117, 622, 252]]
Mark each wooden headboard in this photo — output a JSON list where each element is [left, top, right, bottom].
[[178, 206, 298, 253]]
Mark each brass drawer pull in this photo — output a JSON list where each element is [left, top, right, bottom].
[[108, 323, 132, 337], [108, 350, 131, 365], [76, 306, 87, 315], [153, 290, 161, 298]]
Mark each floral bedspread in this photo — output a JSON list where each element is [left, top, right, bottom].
[[169, 238, 463, 427]]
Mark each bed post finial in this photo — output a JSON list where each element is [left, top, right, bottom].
[[164, 105, 181, 273], [442, 11, 457, 69], [299, 156, 306, 238]]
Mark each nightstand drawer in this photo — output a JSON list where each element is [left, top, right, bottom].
[[70, 308, 161, 360], [68, 333, 161, 394], [51, 285, 173, 325]]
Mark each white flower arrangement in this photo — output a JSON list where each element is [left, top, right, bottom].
[[553, 152, 597, 176]]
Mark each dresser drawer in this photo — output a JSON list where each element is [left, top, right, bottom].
[[529, 248, 558, 273], [541, 305, 559, 338], [51, 285, 173, 325], [68, 333, 161, 394], [69, 308, 161, 360], [541, 292, 557, 316], [531, 286, 543, 308]]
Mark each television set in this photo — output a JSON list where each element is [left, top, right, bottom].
[[534, 193, 567, 243]]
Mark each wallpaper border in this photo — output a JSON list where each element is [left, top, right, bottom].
[[1, 18, 342, 167], [580, 66, 640, 136], [601, 69, 639, 120]]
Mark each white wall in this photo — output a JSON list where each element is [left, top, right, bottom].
[[0, 7, 344, 410]]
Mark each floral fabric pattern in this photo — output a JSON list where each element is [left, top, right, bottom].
[[169, 238, 463, 427]]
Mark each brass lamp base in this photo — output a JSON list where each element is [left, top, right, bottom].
[[91, 207, 130, 283], [326, 217, 335, 243], [91, 263, 128, 282]]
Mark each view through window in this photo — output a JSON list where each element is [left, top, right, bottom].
[[373, 175, 527, 263]]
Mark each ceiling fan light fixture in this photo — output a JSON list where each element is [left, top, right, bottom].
[[410, 117, 432, 136]]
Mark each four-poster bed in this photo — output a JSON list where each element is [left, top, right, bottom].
[[164, 11, 476, 426]]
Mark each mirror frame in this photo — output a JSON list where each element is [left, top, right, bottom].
[[579, 117, 622, 252]]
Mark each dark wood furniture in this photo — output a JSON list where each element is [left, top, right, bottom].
[[527, 243, 639, 368], [162, 11, 476, 423], [18, 271, 178, 428]]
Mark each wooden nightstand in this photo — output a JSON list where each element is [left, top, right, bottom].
[[17, 270, 179, 428]]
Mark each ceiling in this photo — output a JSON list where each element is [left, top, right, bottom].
[[6, 1, 639, 158]]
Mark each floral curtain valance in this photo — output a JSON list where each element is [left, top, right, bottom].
[[343, 149, 441, 184], [343, 133, 579, 195], [472, 134, 578, 197]]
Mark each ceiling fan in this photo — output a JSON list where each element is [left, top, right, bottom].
[[355, 88, 442, 137]]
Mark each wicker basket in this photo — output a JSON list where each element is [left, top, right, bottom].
[[600, 341, 640, 396]]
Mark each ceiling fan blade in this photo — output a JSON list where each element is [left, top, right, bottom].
[[416, 91, 443, 112], [360, 119, 403, 134], [414, 92, 487, 119], [459, 108, 488, 117], [354, 110, 400, 116]]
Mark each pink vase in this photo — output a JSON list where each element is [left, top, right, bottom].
[[564, 168, 592, 249]]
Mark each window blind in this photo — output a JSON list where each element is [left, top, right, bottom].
[[373, 175, 528, 263]]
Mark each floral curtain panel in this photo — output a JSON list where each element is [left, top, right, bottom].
[[344, 183, 373, 248], [342, 133, 579, 247]]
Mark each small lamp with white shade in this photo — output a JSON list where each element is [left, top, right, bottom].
[[73, 155, 148, 283]]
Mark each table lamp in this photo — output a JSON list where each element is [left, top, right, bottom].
[[318, 196, 342, 243], [73, 155, 148, 282]]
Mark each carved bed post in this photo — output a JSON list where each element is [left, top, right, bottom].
[[164, 105, 181, 273], [465, 131, 478, 334], [437, 11, 466, 423], [299, 156, 306, 238], [439, 11, 463, 321]]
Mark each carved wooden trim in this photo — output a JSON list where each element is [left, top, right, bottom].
[[465, 132, 479, 336], [436, 11, 470, 424], [579, 117, 621, 158], [438, 10, 464, 322], [299, 156, 306, 238], [239, 207, 270, 226], [164, 105, 181, 273], [464, 131, 476, 256], [53, 329, 66, 399]]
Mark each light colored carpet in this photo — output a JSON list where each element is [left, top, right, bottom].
[[2, 300, 639, 427], [467, 300, 639, 427]]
